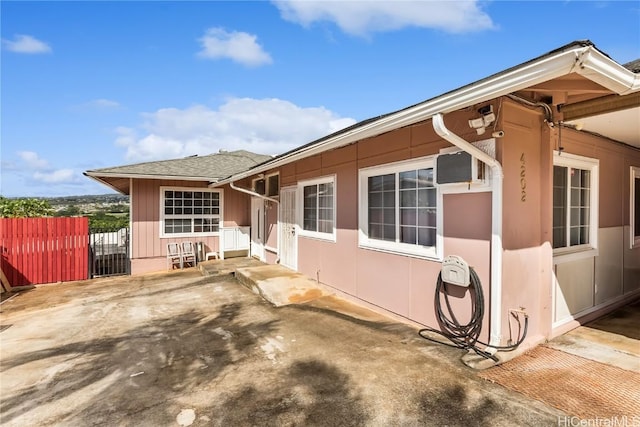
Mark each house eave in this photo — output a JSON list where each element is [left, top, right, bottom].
[[213, 44, 638, 185], [84, 171, 220, 182]]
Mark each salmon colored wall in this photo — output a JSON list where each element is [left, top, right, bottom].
[[221, 183, 251, 227], [264, 119, 495, 333], [498, 101, 552, 342], [130, 179, 251, 274], [442, 193, 492, 342], [238, 98, 638, 344]]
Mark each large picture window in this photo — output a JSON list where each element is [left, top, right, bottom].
[[359, 157, 439, 258], [160, 187, 222, 237], [552, 153, 598, 255], [298, 176, 335, 241], [632, 166, 640, 249]]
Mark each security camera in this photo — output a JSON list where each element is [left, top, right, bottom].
[[492, 131, 505, 138], [478, 105, 493, 115]]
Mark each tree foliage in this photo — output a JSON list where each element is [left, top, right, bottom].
[[88, 212, 129, 232], [54, 205, 82, 217], [0, 196, 54, 218]]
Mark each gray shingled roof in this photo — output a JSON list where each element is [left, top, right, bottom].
[[85, 150, 272, 181], [623, 58, 640, 73]]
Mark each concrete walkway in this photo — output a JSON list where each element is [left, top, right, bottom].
[[0, 264, 564, 426], [2, 257, 635, 426], [213, 257, 640, 421]]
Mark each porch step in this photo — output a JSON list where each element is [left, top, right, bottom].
[[235, 264, 332, 307], [198, 257, 265, 278]]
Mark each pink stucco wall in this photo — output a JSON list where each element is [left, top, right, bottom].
[[248, 96, 639, 346], [276, 118, 495, 337], [130, 180, 251, 275]]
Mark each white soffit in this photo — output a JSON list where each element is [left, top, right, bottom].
[[567, 107, 640, 148]]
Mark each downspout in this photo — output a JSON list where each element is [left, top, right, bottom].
[[432, 113, 504, 350], [228, 181, 280, 262], [229, 181, 279, 204]]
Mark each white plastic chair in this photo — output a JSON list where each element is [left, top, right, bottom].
[[181, 241, 197, 268], [167, 243, 182, 270]]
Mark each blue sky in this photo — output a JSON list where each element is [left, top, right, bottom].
[[2, 1, 639, 197]]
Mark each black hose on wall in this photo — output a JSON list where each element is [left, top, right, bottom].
[[418, 268, 528, 361]]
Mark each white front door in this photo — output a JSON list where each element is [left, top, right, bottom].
[[279, 187, 297, 270], [251, 197, 265, 260]]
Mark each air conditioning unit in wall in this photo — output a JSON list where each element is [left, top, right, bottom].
[[436, 151, 486, 185], [435, 138, 494, 186]]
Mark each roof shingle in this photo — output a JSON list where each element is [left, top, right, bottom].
[[85, 150, 272, 182]]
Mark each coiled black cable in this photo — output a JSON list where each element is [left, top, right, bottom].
[[418, 267, 528, 361]]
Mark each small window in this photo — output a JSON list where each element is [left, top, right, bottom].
[[253, 178, 266, 195], [359, 157, 439, 259], [552, 152, 598, 255], [267, 174, 279, 197], [632, 166, 640, 249], [298, 176, 335, 241], [160, 187, 222, 237]]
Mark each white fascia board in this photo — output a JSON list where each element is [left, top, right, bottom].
[[216, 45, 637, 186], [85, 172, 216, 182], [577, 49, 640, 94]]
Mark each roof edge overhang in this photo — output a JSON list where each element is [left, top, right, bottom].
[[84, 171, 219, 182], [84, 171, 219, 196], [212, 43, 639, 187], [83, 173, 130, 196]]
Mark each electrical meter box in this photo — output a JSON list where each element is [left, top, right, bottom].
[[441, 255, 470, 287]]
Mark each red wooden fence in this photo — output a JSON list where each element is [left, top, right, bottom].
[[0, 217, 89, 286]]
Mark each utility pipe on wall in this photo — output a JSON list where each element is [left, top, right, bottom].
[[432, 113, 504, 350], [228, 181, 280, 204], [227, 181, 280, 262]]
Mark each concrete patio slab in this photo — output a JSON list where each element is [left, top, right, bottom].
[[0, 268, 565, 426]]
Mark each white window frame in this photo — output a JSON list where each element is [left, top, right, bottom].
[[297, 175, 336, 242], [358, 156, 442, 260], [159, 186, 223, 238], [252, 177, 266, 195], [552, 151, 599, 263], [631, 166, 640, 249]]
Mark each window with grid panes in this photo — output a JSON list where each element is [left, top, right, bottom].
[[161, 188, 221, 237], [552, 153, 598, 252], [299, 176, 335, 240], [359, 157, 438, 258]]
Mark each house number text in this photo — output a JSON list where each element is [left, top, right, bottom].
[[520, 153, 526, 202]]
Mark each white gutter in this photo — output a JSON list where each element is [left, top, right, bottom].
[[227, 181, 280, 262], [215, 45, 637, 187], [577, 48, 640, 94], [432, 113, 504, 350], [227, 181, 280, 204], [85, 172, 216, 182]]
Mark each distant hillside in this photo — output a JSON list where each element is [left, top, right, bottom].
[[42, 194, 129, 207]]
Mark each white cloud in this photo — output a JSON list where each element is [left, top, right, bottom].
[[87, 99, 121, 109], [116, 98, 356, 162], [18, 151, 50, 170], [33, 169, 79, 184], [197, 28, 272, 66], [272, 0, 494, 36], [2, 34, 52, 54], [14, 151, 82, 186]]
